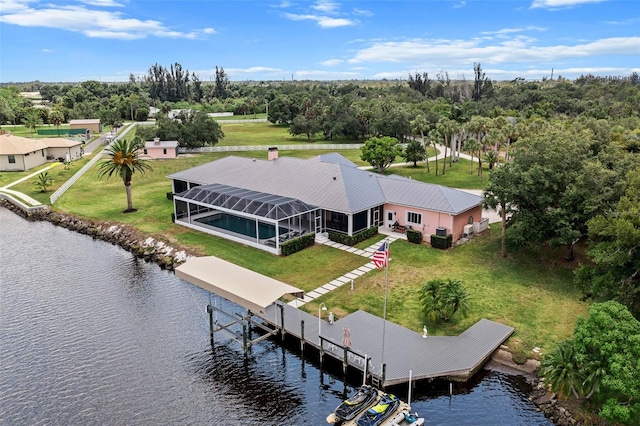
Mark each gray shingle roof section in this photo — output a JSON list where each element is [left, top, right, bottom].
[[377, 174, 482, 214], [168, 154, 482, 215], [168, 155, 386, 213]]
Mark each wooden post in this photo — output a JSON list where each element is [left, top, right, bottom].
[[280, 303, 285, 342], [300, 320, 305, 353], [242, 323, 248, 355], [381, 363, 386, 391], [206, 304, 214, 346], [343, 347, 348, 375]]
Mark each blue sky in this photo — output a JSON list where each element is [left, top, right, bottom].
[[0, 0, 638, 83]]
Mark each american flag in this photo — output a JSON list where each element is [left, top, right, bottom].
[[371, 240, 389, 271]]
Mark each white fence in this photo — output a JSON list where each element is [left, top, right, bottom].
[[49, 124, 136, 205], [181, 144, 365, 153]]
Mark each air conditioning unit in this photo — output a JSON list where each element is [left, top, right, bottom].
[[436, 227, 447, 237], [463, 224, 474, 237]]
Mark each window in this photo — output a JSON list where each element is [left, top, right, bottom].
[[407, 212, 422, 224], [8, 155, 15, 164], [163, 148, 167, 155], [143, 149, 148, 154]]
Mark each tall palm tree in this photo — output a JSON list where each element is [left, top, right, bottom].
[[98, 137, 152, 213], [48, 109, 65, 136], [410, 114, 430, 171], [464, 138, 480, 175]]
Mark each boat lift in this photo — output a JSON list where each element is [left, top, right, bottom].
[[175, 256, 304, 354]]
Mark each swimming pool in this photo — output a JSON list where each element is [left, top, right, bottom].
[[195, 213, 289, 240]]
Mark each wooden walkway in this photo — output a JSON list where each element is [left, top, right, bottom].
[[261, 302, 514, 387]]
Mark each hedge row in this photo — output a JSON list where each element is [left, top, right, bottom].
[[430, 233, 452, 249], [281, 233, 316, 256], [328, 226, 378, 246]]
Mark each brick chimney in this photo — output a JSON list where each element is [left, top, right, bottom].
[[268, 146, 278, 160], [153, 137, 160, 145]]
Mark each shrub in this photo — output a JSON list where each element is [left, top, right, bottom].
[[281, 233, 315, 256], [406, 229, 423, 244], [328, 226, 378, 246], [430, 233, 452, 249]]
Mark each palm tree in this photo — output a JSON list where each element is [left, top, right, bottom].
[[410, 114, 430, 171], [427, 129, 440, 176], [403, 139, 426, 167], [23, 109, 43, 137], [33, 171, 54, 193], [48, 109, 65, 136], [98, 137, 152, 213], [464, 138, 480, 174], [420, 279, 443, 321], [420, 278, 470, 321], [441, 279, 471, 320], [541, 341, 584, 400]]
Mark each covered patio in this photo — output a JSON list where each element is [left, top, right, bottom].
[[173, 183, 320, 254]]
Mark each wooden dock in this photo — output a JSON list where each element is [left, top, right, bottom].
[[260, 302, 514, 387]]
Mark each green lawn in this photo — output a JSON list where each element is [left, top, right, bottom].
[[5, 122, 589, 361]]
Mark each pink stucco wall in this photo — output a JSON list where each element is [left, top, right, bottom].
[[383, 204, 483, 242], [141, 146, 178, 159]]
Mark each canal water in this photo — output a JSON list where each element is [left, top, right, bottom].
[[0, 208, 552, 425]]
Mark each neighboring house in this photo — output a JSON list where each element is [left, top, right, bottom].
[[139, 138, 179, 159], [167, 150, 484, 254], [0, 134, 84, 171], [0, 134, 49, 171], [69, 119, 102, 135], [44, 138, 84, 162], [168, 109, 192, 119]]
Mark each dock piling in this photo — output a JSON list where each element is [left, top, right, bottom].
[[206, 304, 214, 346]]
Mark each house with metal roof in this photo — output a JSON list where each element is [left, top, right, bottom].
[[167, 152, 483, 254]]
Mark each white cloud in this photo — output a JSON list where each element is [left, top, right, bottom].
[[531, 0, 606, 9], [322, 59, 343, 66], [294, 69, 360, 79], [80, 0, 123, 7], [453, 1, 467, 9], [480, 26, 547, 36], [270, 0, 292, 8], [0, 2, 213, 40], [283, 12, 356, 28], [352, 8, 373, 17], [348, 36, 640, 66], [311, 1, 340, 14]]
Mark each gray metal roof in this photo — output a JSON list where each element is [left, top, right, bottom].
[[176, 183, 317, 220], [168, 155, 386, 214], [145, 140, 179, 148], [168, 154, 482, 215], [377, 174, 482, 214]]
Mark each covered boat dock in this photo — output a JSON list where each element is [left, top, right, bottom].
[[175, 256, 304, 352]]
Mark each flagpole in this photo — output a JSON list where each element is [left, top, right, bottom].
[[381, 238, 389, 374]]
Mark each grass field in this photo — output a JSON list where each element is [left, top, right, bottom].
[[3, 122, 588, 361]]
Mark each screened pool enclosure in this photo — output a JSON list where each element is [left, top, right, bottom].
[[173, 183, 320, 253]]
